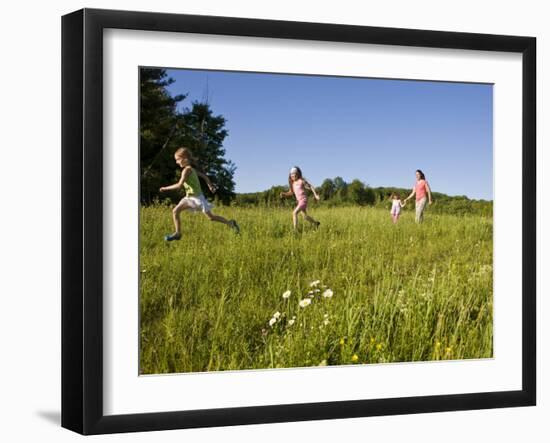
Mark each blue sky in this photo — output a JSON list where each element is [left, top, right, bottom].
[[166, 68, 493, 200]]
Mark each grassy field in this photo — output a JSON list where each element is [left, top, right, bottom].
[[139, 204, 493, 374]]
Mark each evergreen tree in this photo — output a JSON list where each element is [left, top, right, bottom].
[[140, 68, 186, 203], [174, 102, 236, 204], [139, 68, 236, 204]]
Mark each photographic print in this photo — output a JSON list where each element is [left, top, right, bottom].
[[139, 67, 494, 375]]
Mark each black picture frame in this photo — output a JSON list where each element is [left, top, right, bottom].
[[61, 8, 536, 435]]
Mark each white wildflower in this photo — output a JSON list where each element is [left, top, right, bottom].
[[299, 298, 312, 308], [324, 314, 329, 318], [282, 290, 292, 299], [288, 319, 295, 326], [269, 317, 277, 327], [273, 311, 281, 319], [322, 289, 333, 298], [310, 280, 321, 287], [323, 319, 330, 326]]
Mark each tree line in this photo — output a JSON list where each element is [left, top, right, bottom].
[[141, 68, 492, 217], [234, 179, 493, 217]]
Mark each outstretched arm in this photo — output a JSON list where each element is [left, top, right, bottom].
[[304, 179, 320, 201], [196, 170, 217, 193], [159, 167, 191, 192], [404, 187, 415, 202]]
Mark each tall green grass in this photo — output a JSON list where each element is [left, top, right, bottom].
[[140, 205, 493, 374]]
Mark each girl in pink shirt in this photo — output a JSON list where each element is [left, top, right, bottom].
[[280, 166, 320, 231], [404, 169, 433, 223]]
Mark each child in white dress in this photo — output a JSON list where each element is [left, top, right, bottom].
[[390, 192, 406, 224]]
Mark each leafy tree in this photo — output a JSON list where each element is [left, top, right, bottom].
[[320, 179, 336, 200], [364, 186, 376, 205], [333, 176, 348, 201], [348, 179, 368, 205]]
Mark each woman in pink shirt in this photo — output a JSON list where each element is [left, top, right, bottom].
[[404, 169, 433, 223], [280, 166, 320, 231]]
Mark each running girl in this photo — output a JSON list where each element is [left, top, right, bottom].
[[279, 166, 320, 230], [404, 169, 433, 223], [389, 192, 406, 224], [160, 147, 240, 241]]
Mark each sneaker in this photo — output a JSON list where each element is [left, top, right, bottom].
[[230, 220, 240, 234], [164, 232, 181, 241]]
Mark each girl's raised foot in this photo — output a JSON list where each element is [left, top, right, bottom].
[[230, 220, 240, 234], [164, 232, 181, 241]]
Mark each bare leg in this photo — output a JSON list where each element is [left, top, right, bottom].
[[292, 207, 300, 230], [204, 211, 240, 233], [204, 210, 231, 225], [172, 200, 191, 234], [302, 210, 319, 225]]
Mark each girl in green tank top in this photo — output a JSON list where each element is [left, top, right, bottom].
[[182, 167, 202, 197], [159, 148, 240, 240]]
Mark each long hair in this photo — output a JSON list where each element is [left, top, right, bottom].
[[175, 147, 196, 168], [288, 166, 303, 192], [416, 169, 426, 180]]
